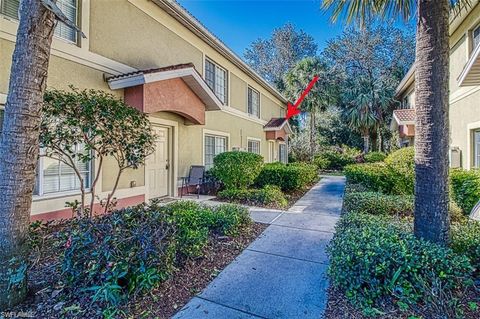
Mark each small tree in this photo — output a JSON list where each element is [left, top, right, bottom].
[[40, 87, 156, 217]]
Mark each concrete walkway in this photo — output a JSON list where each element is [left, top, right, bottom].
[[173, 176, 346, 319]]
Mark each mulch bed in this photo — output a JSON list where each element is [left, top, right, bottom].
[[8, 222, 267, 319], [325, 285, 480, 319]]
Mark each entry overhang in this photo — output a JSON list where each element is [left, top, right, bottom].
[[264, 117, 293, 141], [458, 43, 480, 87], [107, 63, 223, 125]]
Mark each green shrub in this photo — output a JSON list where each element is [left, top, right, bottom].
[[62, 206, 176, 307], [212, 151, 264, 190], [364, 151, 387, 163], [450, 169, 480, 214], [344, 163, 394, 193], [218, 185, 288, 208], [255, 162, 317, 192], [451, 220, 480, 273], [385, 147, 415, 194], [328, 213, 473, 314], [314, 146, 361, 171], [62, 201, 251, 307], [343, 191, 413, 216]]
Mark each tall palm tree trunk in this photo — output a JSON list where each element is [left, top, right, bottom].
[[0, 0, 56, 309], [309, 110, 316, 161], [413, 0, 450, 245]]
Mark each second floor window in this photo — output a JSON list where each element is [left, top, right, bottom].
[[473, 25, 480, 52], [0, 0, 78, 43], [205, 59, 228, 105], [248, 87, 260, 117]]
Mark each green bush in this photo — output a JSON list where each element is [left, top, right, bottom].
[[450, 169, 480, 214], [212, 151, 264, 190], [451, 220, 480, 273], [255, 162, 317, 192], [314, 146, 361, 171], [364, 151, 387, 163], [344, 163, 394, 193], [328, 213, 473, 314], [218, 185, 288, 208], [343, 191, 413, 216], [385, 147, 415, 194], [62, 201, 250, 307]]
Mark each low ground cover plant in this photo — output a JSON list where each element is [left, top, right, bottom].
[[451, 220, 480, 274], [59, 201, 250, 311], [255, 162, 318, 192], [328, 213, 473, 316], [218, 185, 288, 209]]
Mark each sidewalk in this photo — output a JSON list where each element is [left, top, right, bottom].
[[173, 176, 346, 319]]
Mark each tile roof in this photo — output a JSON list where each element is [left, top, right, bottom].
[[264, 117, 287, 129], [106, 63, 196, 81], [393, 109, 416, 123]]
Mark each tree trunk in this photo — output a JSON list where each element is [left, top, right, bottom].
[[413, 0, 450, 245], [0, 0, 56, 309], [309, 111, 316, 161], [362, 130, 370, 153]]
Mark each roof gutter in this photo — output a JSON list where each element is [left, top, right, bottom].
[[153, 0, 288, 104]]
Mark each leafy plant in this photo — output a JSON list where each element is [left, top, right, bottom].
[[218, 185, 288, 209], [343, 191, 413, 216], [450, 169, 480, 215], [314, 146, 360, 171], [255, 162, 317, 192], [344, 163, 393, 193], [41, 87, 156, 217], [327, 213, 473, 314], [451, 220, 480, 274], [364, 151, 387, 163], [212, 151, 264, 190], [384, 147, 415, 195]]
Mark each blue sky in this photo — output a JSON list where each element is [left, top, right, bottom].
[[177, 0, 349, 58]]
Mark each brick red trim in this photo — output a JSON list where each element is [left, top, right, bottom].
[[30, 194, 145, 222]]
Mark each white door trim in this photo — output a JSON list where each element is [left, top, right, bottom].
[[147, 117, 178, 198]]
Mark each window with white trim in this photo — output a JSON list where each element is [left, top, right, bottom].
[[279, 143, 287, 163], [34, 144, 92, 196], [247, 139, 260, 154], [475, 130, 480, 168], [204, 134, 228, 170], [473, 25, 480, 52], [205, 59, 228, 105], [247, 87, 260, 117], [0, 0, 78, 43]]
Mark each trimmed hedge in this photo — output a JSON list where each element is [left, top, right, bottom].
[[450, 169, 480, 215], [385, 147, 415, 194], [344, 163, 394, 194], [61, 201, 250, 307], [343, 191, 413, 216], [328, 213, 473, 314], [364, 151, 386, 163], [212, 151, 264, 190], [218, 185, 288, 208], [313, 146, 361, 171], [255, 162, 317, 192]]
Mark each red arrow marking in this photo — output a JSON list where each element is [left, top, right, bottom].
[[285, 75, 319, 120]]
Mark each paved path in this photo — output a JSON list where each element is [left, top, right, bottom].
[[173, 176, 346, 319]]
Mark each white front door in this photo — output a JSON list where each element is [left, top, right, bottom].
[[147, 126, 170, 198]]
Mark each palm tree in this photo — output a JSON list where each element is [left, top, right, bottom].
[[283, 57, 338, 160], [321, 0, 463, 245], [0, 0, 82, 309]]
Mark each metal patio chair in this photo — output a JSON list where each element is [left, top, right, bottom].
[[180, 165, 206, 198]]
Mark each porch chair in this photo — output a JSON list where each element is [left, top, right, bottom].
[[180, 165, 206, 199]]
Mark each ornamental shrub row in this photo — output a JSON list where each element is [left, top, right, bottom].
[[218, 185, 288, 209], [343, 191, 413, 216], [255, 162, 318, 192], [313, 146, 361, 171], [61, 201, 250, 307], [327, 213, 473, 315], [212, 151, 264, 190], [363, 151, 387, 163]]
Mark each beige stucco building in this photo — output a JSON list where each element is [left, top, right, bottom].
[[393, 0, 480, 169], [0, 0, 290, 220]]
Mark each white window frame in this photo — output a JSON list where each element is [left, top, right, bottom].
[[204, 57, 229, 105], [278, 142, 287, 164], [34, 145, 93, 198], [475, 130, 480, 168], [0, 0, 79, 44], [247, 86, 260, 118], [247, 137, 261, 155], [203, 129, 230, 170]]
